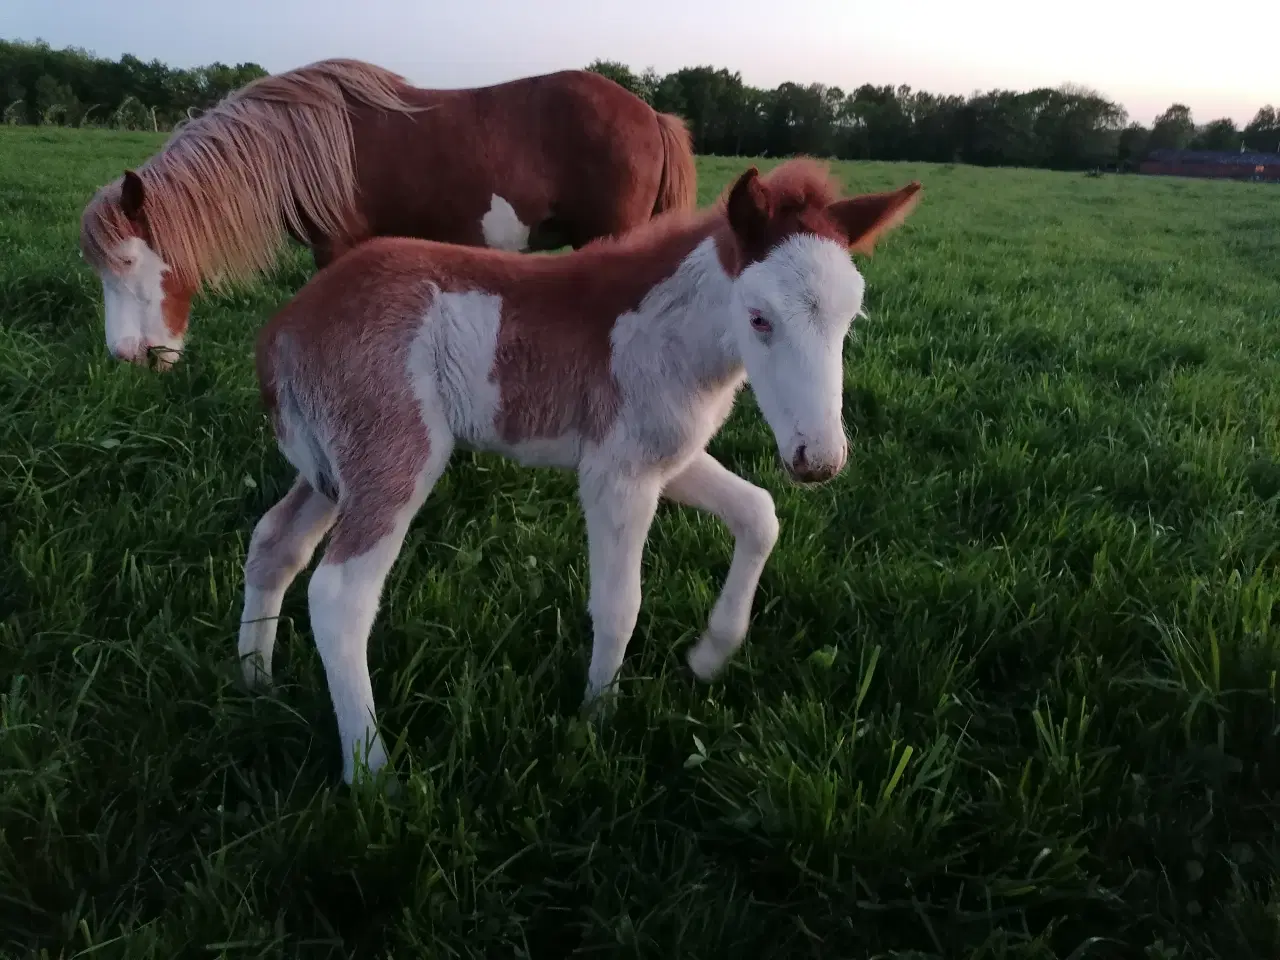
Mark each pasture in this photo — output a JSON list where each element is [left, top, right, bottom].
[[3, 125, 1280, 958]]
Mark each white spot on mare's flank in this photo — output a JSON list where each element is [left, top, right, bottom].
[[480, 194, 531, 251]]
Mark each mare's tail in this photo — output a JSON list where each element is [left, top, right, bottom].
[[653, 112, 697, 215]]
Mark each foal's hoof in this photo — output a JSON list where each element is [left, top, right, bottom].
[[686, 632, 735, 681], [581, 681, 621, 717], [238, 656, 274, 692]]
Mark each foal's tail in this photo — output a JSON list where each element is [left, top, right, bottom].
[[653, 112, 697, 215]]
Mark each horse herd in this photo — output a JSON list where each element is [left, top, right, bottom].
[[76, 57, 924, 784]]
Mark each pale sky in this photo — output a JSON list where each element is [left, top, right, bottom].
[[9, 0, 1275, 127]]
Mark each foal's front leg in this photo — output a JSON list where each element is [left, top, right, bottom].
[[578, 468, 663, 703], [662, 450, 781, 679]]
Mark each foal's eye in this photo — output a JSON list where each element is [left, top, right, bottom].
[[749, 312, 772, 335]]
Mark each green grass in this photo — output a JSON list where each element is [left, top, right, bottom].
[[3, 124, 1280, 958]]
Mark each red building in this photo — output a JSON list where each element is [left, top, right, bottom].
[[1140, 148, 1280, 181]]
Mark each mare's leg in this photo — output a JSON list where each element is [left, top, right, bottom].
[[661, 451, 781, 679], [578, 467, 664, 703], [308, 443, 454, 784], [238, 476, 338, 687]]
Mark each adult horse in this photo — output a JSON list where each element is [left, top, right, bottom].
[[78, 58, 697, 369]]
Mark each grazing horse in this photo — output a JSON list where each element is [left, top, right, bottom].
[[237, 158, 922, 783], [77, 58, 697, 369]]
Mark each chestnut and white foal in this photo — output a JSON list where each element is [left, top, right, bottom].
[[238, 159, 922, 783]]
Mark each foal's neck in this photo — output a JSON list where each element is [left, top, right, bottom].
[[671, 232, 742, 386], [611, 229, 742, 394]]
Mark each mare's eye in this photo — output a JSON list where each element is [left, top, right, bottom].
[[749, 312, 772, 335]]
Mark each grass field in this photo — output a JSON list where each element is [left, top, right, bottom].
[[3, 125, 1280, 958]]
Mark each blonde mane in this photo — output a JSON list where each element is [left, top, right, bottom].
[[80, 58, 424, 291]]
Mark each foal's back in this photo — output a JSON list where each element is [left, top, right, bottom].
[[255, 224, 717, 469], [258, 214, 722, 389]]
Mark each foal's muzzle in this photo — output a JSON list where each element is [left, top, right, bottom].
[[783, 442, 847, 485]]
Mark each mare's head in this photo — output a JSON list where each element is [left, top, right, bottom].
[[719, 160, 921, 485], [79, 170, 194, 371]]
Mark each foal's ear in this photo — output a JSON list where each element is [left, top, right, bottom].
[[120, 170, 146, 222], [726, 166, 771, 249], [827, 181, 922, 256]]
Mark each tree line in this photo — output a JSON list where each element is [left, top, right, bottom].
[[587, 60, 1280, 171], [3, 37, 1277, 171]]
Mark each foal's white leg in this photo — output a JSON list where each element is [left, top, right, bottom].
[[662, 450, 780, 680], [307, 520, 411, 784], [308, 452, 452, 784], [578, 467, 663, 703], [238, 477, 338, 687]]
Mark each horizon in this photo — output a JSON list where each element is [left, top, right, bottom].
[[5, 0, 1273, 129]]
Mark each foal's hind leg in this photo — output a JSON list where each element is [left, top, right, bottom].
[[238, 476, 338, 687], [307, 446, 454, 784], [661, 451, 780, 680]]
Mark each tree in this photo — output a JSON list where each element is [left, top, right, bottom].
[[1148, 103, 1196, 152], [1190, 118, 1240, 151], [1116, 123, 1150, 170], [1243, 106, 1279, 153], [585, 59, 649, 102]]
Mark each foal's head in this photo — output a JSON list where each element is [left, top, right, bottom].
[[80, 170, 193, 370], [719, 161, 921, 484]]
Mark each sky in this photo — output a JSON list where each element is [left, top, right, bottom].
[[8, 0, 1275, 127]]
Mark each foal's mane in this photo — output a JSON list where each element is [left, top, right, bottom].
[[576, 157, 844, 254], [80, 58, 423, 291]]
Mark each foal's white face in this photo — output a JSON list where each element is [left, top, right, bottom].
[[97, 237, 184, 369], [721, 164, 921, 485], [734, 235, 864, 484]]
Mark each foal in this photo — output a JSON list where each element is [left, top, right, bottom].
[[238, 159, 922, 783]]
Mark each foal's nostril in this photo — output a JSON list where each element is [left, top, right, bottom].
[[792, 444, 808, 471]]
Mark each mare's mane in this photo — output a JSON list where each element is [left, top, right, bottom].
[[80, 58, 423, 290]]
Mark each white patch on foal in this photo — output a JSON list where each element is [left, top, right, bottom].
[[99, 237, 183, 366], [479, 194, 531, 252]]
